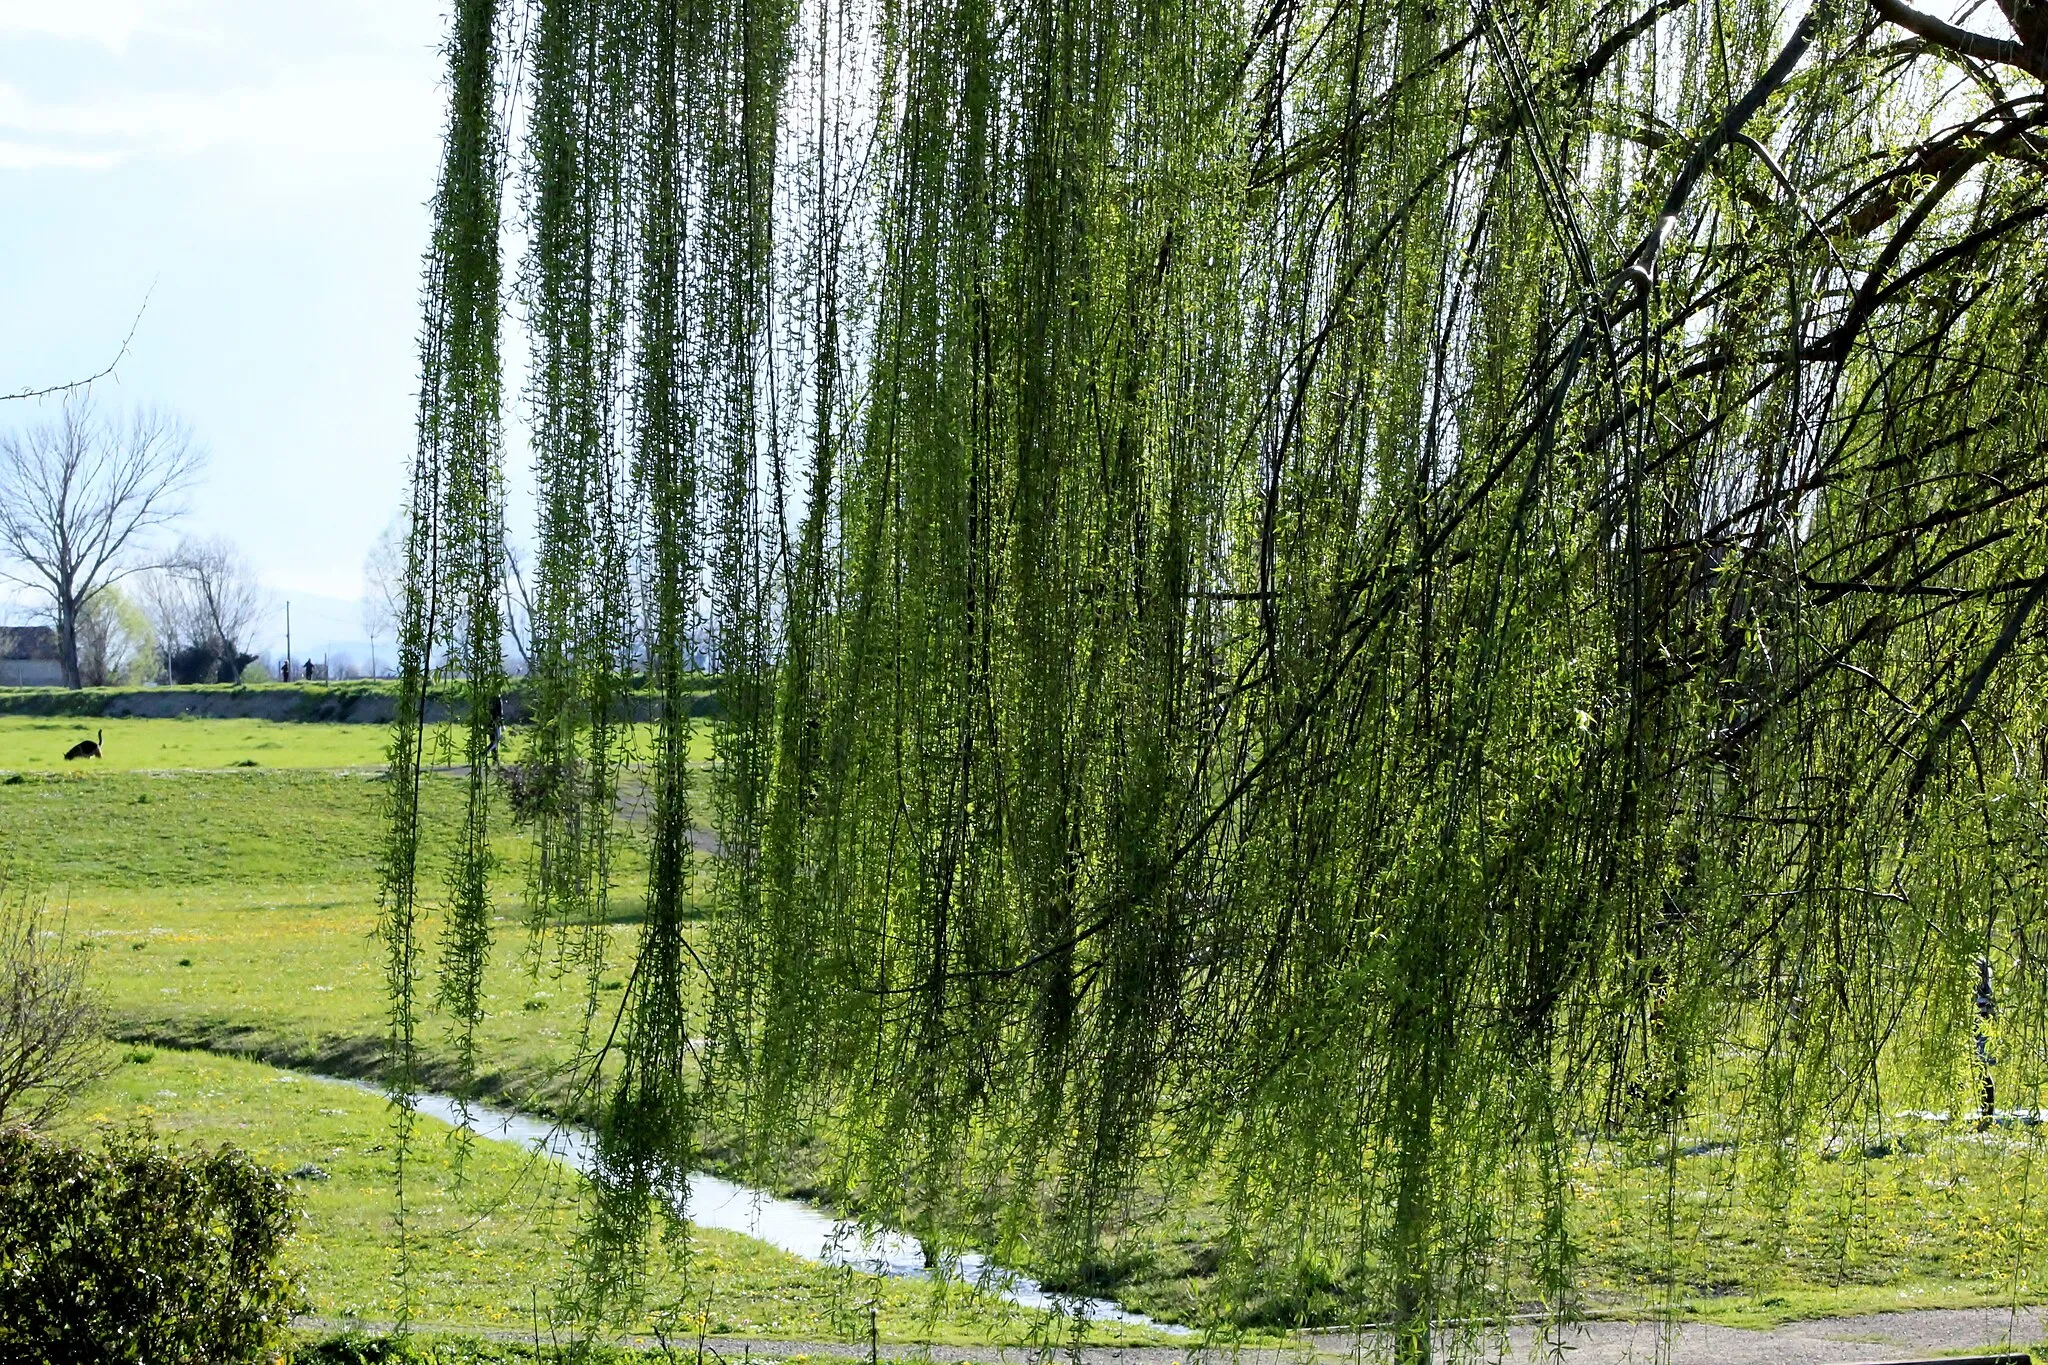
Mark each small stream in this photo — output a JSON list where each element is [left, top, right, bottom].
[[318, 1075, 1185, 1332]]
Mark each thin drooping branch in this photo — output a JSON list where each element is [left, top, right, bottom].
[[382, 0, 504, 1330], [1618, 8, 1822, 294]]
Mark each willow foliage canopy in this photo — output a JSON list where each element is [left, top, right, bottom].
[[386, 0, 2048, 1347]]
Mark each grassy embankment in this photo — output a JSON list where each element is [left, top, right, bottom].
[[0, 679, 719, 725], [8, 716, 2048, 1333], [0, 680, 414, 719], [57, 1047, 1048, 1345], [6, 720, 1149, 1347], [1, 715, 703, 1107]]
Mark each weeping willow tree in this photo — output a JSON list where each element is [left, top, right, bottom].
[[386, 0, 2048, 1351]]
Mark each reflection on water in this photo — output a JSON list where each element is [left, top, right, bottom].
[[325, 1076, 1184, 1331]]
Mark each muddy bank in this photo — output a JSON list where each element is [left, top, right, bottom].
[[0, 683, 426, 723]]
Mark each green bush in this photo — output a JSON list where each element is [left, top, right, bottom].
[[294, 1333, 637, 1364], [0, 1126, 298, 1364]]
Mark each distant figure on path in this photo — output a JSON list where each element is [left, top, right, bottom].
[[280, 659, 292, 681], [63, 730, 103, 761], [487, 694, 505, 764]]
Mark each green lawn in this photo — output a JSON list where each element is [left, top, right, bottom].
[[15, 717, 2048, 1334], [0, 713, 713, 775], [5, 769, 414, 890], [10, 766, 656, 1113], [56, 1047, 1080, 1345], [0, 715, 397, 770], [1567, 1120, 2048, 1326], [73, 881, 648, 1117]]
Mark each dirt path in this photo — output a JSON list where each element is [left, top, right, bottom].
[[301, 1308, 2044, 1362], [1305, 1306, 2045, 1362]]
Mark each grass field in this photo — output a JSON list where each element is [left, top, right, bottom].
[[1570, 1120, 2048, 1326], [55, 1047, 1089, 1345], [13, 716, 2048, 1335], [6, 766, 656, 1112], [71, 883, 628, 1112], [6, 769, 416, 890], [0, 714, 396, 770], [0, 713, 713, 774]]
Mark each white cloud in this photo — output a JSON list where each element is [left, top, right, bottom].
[[0, 3, 444, 181], [0, 138, 119, 170], [0, 4, 448, 608], [0, 62, 439, 181], [0, 0, 214, 52]]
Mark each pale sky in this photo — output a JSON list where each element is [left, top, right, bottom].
[[0, 0, 450, 661]]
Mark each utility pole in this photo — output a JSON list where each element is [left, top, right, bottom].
[[284, 602, 292, 682]]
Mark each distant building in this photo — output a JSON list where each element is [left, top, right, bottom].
[[0, 626, 63, 687]]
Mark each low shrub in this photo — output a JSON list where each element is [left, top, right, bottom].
[[295, 1333, 637, 1364], [0, 892, 112, 1130], [0, 1126, 298, 1364]]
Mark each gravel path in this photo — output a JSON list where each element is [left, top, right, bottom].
[[302, 1308, 2044, 1363], [1302, 1307, 2045, 1363]]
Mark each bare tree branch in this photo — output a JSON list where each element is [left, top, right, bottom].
[[362, 511, 409, 665], [1869, 0, 2048, 79], [0, 289, 153, 405], [1619, 9, 1822, 295]]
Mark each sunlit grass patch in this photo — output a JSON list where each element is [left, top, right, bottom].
[[0, 715, 713, 775], [57, 1047, 1146, 1346], [0, 715, 395, 771], [68, 883, 652, 1118], [24, 757, 2048, 1333]]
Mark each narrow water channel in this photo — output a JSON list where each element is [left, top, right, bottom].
[[318, 1074, 1186, 1332]]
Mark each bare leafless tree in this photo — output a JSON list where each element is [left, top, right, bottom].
[[361, 509, 533, 678], [133, 566, 190, 683], [362, 511, 408, 679], [0, 892, 111, 1131], [177, 536, 266, 665], [0, 399, 203, 688], [141, 536, 267, 684], [502, 541, 533, 675]]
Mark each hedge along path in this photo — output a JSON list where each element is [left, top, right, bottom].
[[382, 0, 2048, 1357]]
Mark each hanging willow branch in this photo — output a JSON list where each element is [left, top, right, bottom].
[[393, 0, 2048, 1351], [384, 0, 504, 1322]]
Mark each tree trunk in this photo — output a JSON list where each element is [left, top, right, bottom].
[[56, 593, 82, 689]]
